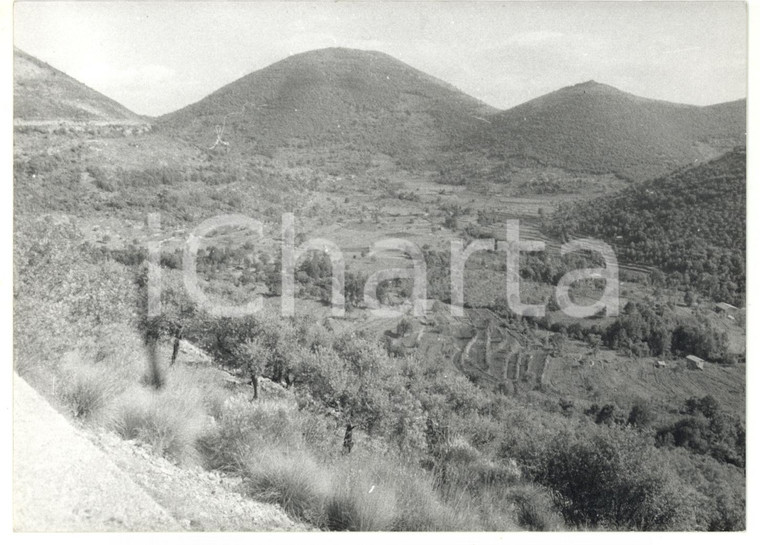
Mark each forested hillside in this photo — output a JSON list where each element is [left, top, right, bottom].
[[459, 81, 745, 181], [549, 148, 746, 305]]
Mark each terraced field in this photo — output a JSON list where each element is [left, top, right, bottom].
[[541, 340, 745, 415]]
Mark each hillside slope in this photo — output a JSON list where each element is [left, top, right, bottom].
[[14, 48, 145, 124], [13, 375, 181, 531], [466, 81, 745, 181], [13, 373, 304, 531], [549, 147, 746, 304], [158, 47, 496, 166]]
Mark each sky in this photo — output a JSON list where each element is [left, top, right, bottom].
[[13, 1, 748, 117]]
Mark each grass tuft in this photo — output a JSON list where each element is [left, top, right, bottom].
[[110, 382, 209, 464], [56, 361, 117, 420], [242, 450, 332, 526], [326, 469, 397, 531], [509, 486, 564, 531]]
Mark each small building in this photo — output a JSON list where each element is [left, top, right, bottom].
[[715, 302, 738, 316], [655, 360, 668, 369], [686, 355, 705, 370]]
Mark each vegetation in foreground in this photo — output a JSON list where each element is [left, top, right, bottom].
[[14, 216, 745, 531]]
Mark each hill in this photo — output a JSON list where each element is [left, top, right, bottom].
[[14, 47, 746, 532], [463, 81, 745, 181], [14, 48, 146, 125], [158, 48, 496, 167], [549, 147, 746, 305]]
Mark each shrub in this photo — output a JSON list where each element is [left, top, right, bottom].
[[390, 473, 467, 531], [666, 448, 745, 530], [508, 485, 564, 531], [656, 411, 745, 468], [538, 428, 695, 530], [326, 469, 397, 531], [56, 359, 117, 420], [199, 393, 329, 471], [628, 401, 656, 428], [242, 449, 332, 526], [111, 383, 209, 463], [685, 395, 720, 419], [595, 403, 618, 425]]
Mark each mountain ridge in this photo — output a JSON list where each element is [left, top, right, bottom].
[[14, 46, 746, 179], [157, 47, 497, 165], [14, 48, 146, 125], [462, 79, 746, 180]]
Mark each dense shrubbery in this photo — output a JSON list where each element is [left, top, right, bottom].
[[548, 148, 745, 305], [603, 302, 730, 362], [529, 298, 733, 363], [655, 396, 745, 468], [534, 429, 694, 529], [14, 217, 139, 381]]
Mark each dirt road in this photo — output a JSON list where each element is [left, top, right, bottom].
[[13, 374, 181, 531]]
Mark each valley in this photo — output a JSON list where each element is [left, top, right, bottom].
[[12, 44, 746, 532]]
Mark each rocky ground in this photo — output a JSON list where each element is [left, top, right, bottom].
[[13, 374, 307, 532]]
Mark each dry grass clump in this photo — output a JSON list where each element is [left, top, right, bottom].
[[30, 324, 142, 419], [53, 326, 145, 421], [165, 364, 229, 421], [242, 449, 333, 526], [199, 395, 304, 471], [325, 459, 397, 531], [52, 327, 229, 460], [201, 395, 497, 531], [108, 363, 228, 464], [203, 396, 335, 525], [387, 466, 479, 531], [110, 384, 209, 464], [507, 485, 564, 531], [56, 357, 118, 421]]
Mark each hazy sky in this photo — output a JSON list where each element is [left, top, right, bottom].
[[14, 1, 747, 116]]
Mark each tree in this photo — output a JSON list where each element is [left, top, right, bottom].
[[684, 290, 696, 307], [297, 334, 424, 455], [628, 401, 656, 428], [396, 317, 414, 337], [264, 257, 282, 296], [650, 269, 666, 287], [238, 339, 270, 399], [539, 429, 695, 529], [595, 404, 617, 425], [344, 270, 366, 309], [548, 333, 565, 356]]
